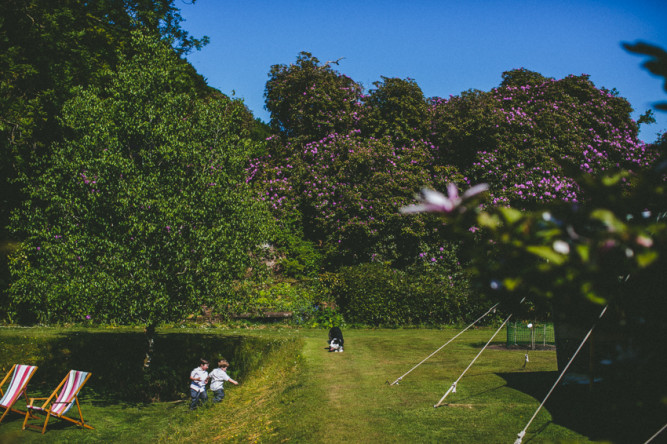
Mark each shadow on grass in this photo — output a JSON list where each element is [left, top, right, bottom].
[[450, 382, 507, 403], [1, 331, 274, 403], [498, 371, 666, 443]]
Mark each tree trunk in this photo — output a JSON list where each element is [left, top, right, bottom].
[[143, 323, 156, 369]]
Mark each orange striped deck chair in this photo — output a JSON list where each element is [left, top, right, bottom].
[[23, 370, 93, 433], [0, 364, 38, 424]]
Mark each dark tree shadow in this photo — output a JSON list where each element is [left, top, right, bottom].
[[2, 331, 269, 403], [498, 371, 666, 444]]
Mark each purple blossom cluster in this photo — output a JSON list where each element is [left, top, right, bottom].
[[249, 130, 436, 258], [429, 73, 658, 207], [80, 170, 101, 193], [469, 150, 580, 203], [254, 63, 660, 264]]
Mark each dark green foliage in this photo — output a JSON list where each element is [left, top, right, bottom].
[[264, 52, 363, 142], [361, 76, 429, 143], [7, 31, 272, 327], [330, 262, 483, 326]]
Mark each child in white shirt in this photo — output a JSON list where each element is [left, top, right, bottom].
[[189, 358, 209, 410], [209, 359, 238, 402]]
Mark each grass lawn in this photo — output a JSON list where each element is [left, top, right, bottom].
[[1, 326, 604, 443]]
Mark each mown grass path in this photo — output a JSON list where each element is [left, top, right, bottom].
[[257, 329, 588, 443]]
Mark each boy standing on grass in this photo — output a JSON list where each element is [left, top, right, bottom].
[[189, 358, 209, 410], [209, 359, 238, 402]]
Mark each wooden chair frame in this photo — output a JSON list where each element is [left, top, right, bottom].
[[0, 364, 38, 425], [23, 370, 93, 434]]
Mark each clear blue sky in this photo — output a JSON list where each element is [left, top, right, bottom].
[[179, 0, 667, 142]]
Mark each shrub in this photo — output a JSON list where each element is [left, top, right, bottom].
[[330, 262, 482, 326]]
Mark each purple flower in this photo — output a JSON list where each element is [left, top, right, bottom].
[[400, 183, 489, 214]]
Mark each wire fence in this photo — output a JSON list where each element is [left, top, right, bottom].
[[506, 322, 555, 348]]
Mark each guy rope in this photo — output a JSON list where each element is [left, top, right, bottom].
[[433, 314, 512, 408], [513, 305, 608, 444], [389, 303, 500, 386]]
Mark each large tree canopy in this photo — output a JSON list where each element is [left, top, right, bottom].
[[264, 52, 363, 143], [0, 0, 213, 297], [7, 31, 271, 327], [430, 70, 657, 208], [254, 57, 659, 269], [0, 0, 210, 177]]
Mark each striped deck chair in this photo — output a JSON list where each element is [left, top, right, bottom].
[[23, 370, 93, 434], [0, 364, 38, 424]]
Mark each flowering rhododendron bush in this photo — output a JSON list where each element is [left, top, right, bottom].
[[254, 56, 659, 273], [7, 32, 272, 328], [250, 131, 453, 266], [429, 70, 658, 208]]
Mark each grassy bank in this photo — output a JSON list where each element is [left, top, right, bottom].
[[0, 326, 301, 443], [1, 326, 608, 443]]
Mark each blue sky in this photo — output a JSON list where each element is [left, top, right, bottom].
[[179, 0, 667, 142]]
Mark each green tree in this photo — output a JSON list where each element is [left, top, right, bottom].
[[0, 1, 212, 313], [429, 72, 657, 208], [361, 76, 429, 144], [264, 52, 363, 143], [7, 31, 271, 366]]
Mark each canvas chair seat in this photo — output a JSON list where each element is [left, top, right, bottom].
[[0, 364, 38, 425], [23, 370, 93, 434]]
